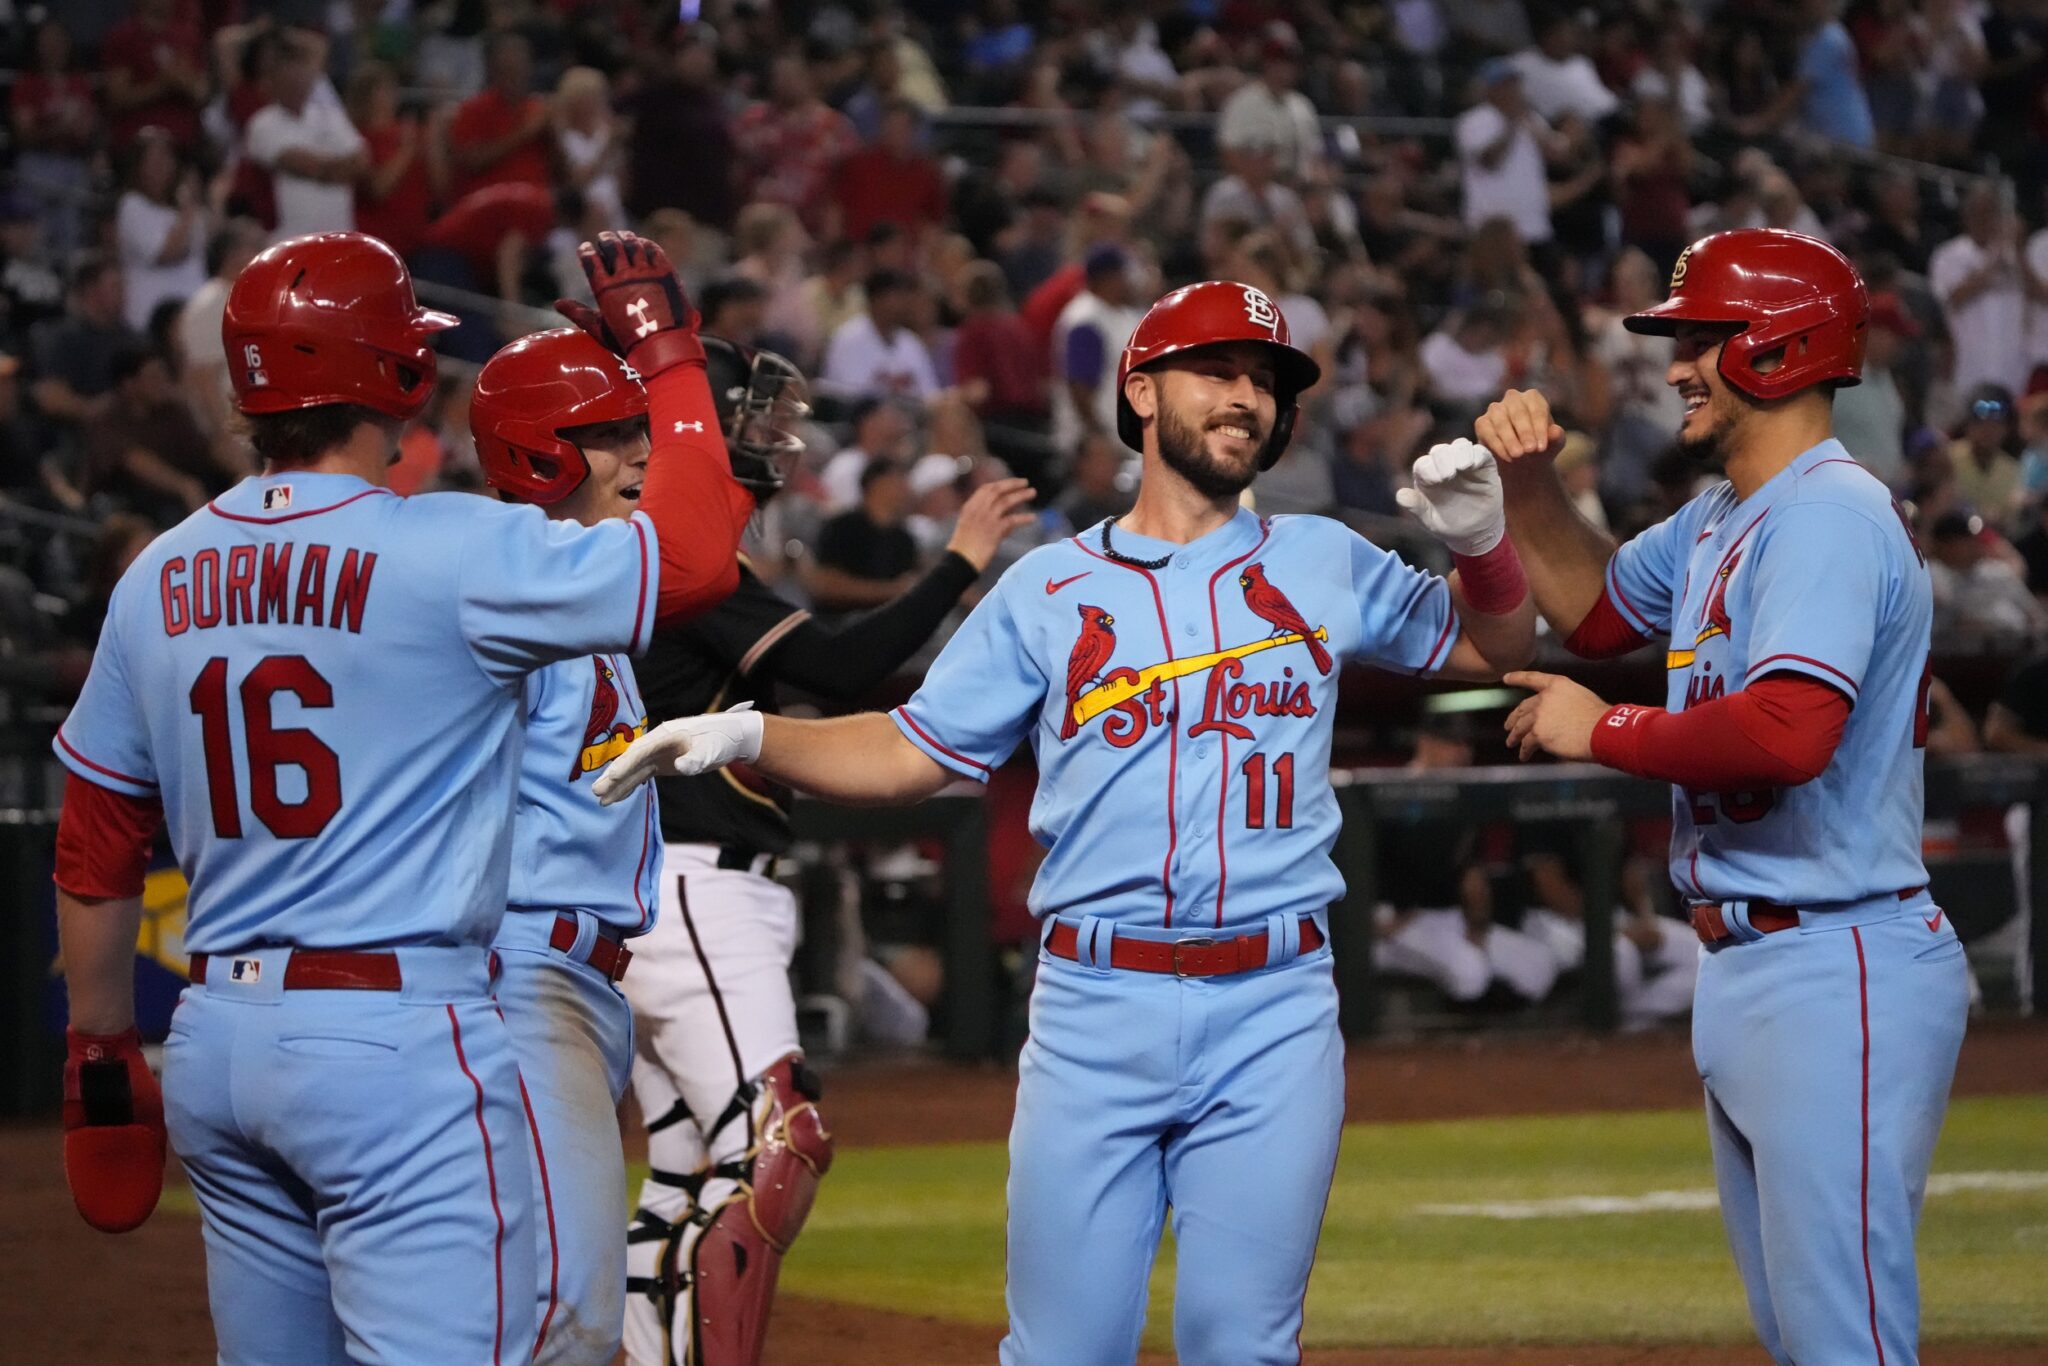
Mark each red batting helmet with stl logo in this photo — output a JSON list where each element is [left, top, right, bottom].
[[1115, 280, 1322, 469], [471, 328, 648, 504], [1624, 228, 1867, 402], [223, 232, 458, 421]]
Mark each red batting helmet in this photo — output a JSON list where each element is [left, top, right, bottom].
[[223, 232, 458, 421], [471, 328, 648, 504], [1624, 228, 1867, 401], [1115, 280, 1322, 469]]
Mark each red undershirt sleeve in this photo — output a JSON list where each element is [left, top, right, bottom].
[[639, 363, 756, 627], [1589, 673, 1852, 790], [54, 772, 164, 900], [1562, 586, 1650, 660]]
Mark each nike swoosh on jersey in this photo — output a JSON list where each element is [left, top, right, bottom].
[[1924, 909, 1944, 932], [1046, 572, 1092, 595]]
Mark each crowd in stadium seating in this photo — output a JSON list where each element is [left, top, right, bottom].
[[5, 1, 2048, 661], [3, 0, 2045, 1032]]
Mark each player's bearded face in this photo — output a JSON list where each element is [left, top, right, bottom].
[[1151, 357, 1277, 499], [1670, 330, 1748, 472]]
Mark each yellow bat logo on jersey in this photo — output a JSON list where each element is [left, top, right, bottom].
[[578, 718, 646, 775]]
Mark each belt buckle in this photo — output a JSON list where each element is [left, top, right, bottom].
[[1171, 936, 1218, 977], [609, 945, 633, 983]]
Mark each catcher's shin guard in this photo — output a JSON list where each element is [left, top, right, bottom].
[[628, 1058, 833, 1365]]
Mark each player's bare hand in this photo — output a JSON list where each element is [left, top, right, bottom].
[[593, 703, 764, 804], [1502, 670, 1608, 762], [1474, 389, 1567, 465], [1394, 438, 1503, 556], [945, 477, 1037, 572]]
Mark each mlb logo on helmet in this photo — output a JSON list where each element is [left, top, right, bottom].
[[229, 958, 263, 983], [263, 485, 293, 511]]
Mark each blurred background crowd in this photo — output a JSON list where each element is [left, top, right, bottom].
[[1, 0, 2045, 1045]]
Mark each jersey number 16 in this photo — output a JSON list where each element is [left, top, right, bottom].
[[190, 655, 342, 838]]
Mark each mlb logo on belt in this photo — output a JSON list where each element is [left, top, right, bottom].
[[229, 958, 263, 983], [263, 485, 293, 511]]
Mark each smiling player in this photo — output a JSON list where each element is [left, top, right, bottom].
[[591, 280, 1536, 1364], [1478, 228, 1968, 1365]]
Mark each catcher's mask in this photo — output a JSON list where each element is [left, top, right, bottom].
[[703, 334, 808, 502]]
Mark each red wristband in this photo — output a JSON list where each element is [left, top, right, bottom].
[[1451, 537, 1528, 616], [1589, 703, 1653, 775]]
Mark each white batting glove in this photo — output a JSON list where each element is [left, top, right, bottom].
[[1395, 437, 1506, 557], [593, 702, 763, 806]]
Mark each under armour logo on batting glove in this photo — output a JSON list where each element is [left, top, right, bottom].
[[568, 230, 706, 379], [62, 1026, 166, 1233]]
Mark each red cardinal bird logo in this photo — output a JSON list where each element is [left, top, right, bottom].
[[1062, 605, 1117, 740], [1238, 562, 1332, 675], [572, 657, 639, 781], [1699, 551, 1741, 644]]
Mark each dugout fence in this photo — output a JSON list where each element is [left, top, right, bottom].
[[3, 755, 2043, 1113]]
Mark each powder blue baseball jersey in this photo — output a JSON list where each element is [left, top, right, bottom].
[[504, 651, 660, 933], [890, 507, 1459, 930], [1605, 439, 1932, 905], [54, 471, 661, 953]]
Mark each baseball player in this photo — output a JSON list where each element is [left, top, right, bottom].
[[1485, 228, 1968, 1363], [618, 360, 1034, 1366], [50, 229, 750, 1363], [466, 321, 693, 1364], [596, 281, 1537, 1364]]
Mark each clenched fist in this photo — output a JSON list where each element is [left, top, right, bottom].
[[555, 230, 704, 378], [1474, 388, 1568, 465], [1395, 438, 1505, 556]]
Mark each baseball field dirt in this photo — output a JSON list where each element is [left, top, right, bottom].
[[6, 1021, 2042, 1363]]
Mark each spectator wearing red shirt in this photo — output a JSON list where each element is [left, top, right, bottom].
[[1019, 191, 1131, 353], [733, 52, 861, 237], [832, 101, 948, 247], [952, 260, 1047, 431], [446, 33, 553, 197], [11, 20, 100, 256], [102, 0, 210, 152], [347, 62, 434, 260], [420, 182, 556, 297]]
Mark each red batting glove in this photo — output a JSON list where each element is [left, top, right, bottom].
[[62, 1026, 166, 1233], [555, 229, 705, 379]]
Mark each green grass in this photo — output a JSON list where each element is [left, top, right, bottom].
[[160, 1095, 2048, 1347], [761, 1095, 2048, 1349]]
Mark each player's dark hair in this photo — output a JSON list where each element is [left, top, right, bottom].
[[242, 403, 394, 469]]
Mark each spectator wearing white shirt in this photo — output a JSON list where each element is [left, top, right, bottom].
[[244, 36, 366, 239], [1510, 12, 1620, 126], [1199, 139, 1318, 264], [1420, 303, 1513, 412], [174, 217, 266, 456], [115, 128, 206, 332], [1456, 64, 1560, 246], [2024, 197, 2048, 393], [821, 269, 940, 402], [1633, 28, 1713, 134], [555, 66, 626, 232], [1050, 245, 1144, 458], [1930, 182, 2033, 400], [1832, 292, 1918, 489], [819, 397, 918, 512], [1107, 14, 1180, 117], [1215, 25, 1322, 183]]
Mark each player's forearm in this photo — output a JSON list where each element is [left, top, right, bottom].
[[59, 892, 144, 1035], [1444, 573, 1537, 676], [765, 553, 977, 698], [1498, 459, 1615, 635], [753, 711, 953, 805], [642, 365, 753, 626]]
